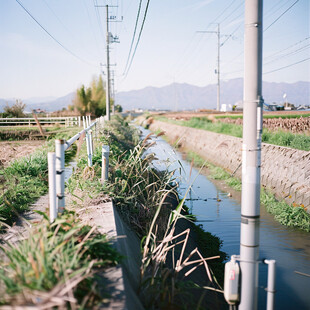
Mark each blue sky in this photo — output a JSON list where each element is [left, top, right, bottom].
[[0, 0, 309, 100]]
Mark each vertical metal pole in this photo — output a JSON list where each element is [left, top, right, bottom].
[[239, 1, 263, 309], [106, 4, 111, 120], [48, 152, 56, 223], [101, 145, 110, 183], [217, 23, 220, 112], [86, 131, 92, 167], [264, 260, 276, 310], [55, 139, 65, 213]]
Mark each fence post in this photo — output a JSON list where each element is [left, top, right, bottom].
[[264, 260, 276, 310], [101, 145, 110, 184], [78, 116, 81, 127], [48, 152, 57, 223], [55, 139, 65, 213]]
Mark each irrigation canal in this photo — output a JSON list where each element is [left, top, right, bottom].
[[139, 127, 310, 310]]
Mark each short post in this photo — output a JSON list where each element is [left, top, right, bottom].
[[86, 131, 92, 167], [48, 152, 57, 223], [78, 116, 81, 127], [264, 259, 276, 310], [55, 139, 65, 213], [101, 145, 110, 183]]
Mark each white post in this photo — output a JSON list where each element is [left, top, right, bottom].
[[48, 152, 57, 223], [101, 145, 110, 183], [264, 259, 276, 310], [105, 4, 111, 121], [239, 1, 263, 310], [55, 139, 65, 213], [87, 133, 92, 167], [78, 116, 81, 127]]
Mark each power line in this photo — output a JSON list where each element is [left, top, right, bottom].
[[264, 37, 310, 60], [264, 57, 310, 74], [264, 0, 299, 32], [123, 0, 151, 78], [93, 0, 106, 46], [15, 0, 96, 67], [264, 44, 310, 66], [122, 0, 143, 75]]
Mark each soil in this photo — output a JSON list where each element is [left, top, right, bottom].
[[0, 140, 45, 168]]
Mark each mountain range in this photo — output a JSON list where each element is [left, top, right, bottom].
[[0, 79, 309, 112], [115, 79, 310, 111]]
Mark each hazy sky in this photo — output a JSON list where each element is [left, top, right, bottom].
[[0, 0, 309, 100]]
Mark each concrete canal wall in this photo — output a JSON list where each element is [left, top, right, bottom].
[[148, 119, 310, 212]]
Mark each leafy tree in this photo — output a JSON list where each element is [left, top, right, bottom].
[[115, 104, 123, 112], [3, 100, 26, 118], [73, 75, 120, 117]]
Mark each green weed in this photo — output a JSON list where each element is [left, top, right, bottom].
[[0, 211, 121, 307]]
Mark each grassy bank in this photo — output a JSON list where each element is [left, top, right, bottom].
[[67, 116, 227, 309], [0, 210, 121, 307], [0, 128, 79, 228], [186, 150, 310, 232], [0, 125, 122, 308], [156, 116, 310, 151]]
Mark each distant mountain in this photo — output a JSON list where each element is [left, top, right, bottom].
[[25, 92, 75, 112], [116, 79, 310, 111], [0, 93, 75, 113], [24, 96, 57, 104], [0, 79, 309, 113]]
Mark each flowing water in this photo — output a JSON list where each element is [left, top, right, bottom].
[[140, 127, 310, 310]]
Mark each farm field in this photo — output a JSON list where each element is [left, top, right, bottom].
[[0, 140, 44, 167]]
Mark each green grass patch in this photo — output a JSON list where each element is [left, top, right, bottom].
[[157, 116, 310, 151], [0, 128, 79, 228], [186, 151, 242, 191], [261, 189, 310, 232], [215, 113, 310, 119], [0, 211, 121, 307], [262, 130, 310, 150], [185, 151, 310, 231]]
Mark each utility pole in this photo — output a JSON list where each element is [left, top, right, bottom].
[[105, 4, 111, 121], [111, 70, 115, 114], [216, 23, 220, 112], [239, 0, 263, 309], [197, 24, 229, 111]]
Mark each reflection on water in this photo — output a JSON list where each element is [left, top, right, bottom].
[[140, 127, 310, 310]]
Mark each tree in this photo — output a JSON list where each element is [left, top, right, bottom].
[[3, 100, 26, 118], [73, 75, 121, 117]]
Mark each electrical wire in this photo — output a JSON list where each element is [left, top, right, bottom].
[[264, 37, 310, 60], [264, 44, 310, 66], [93, 0, 106, 46], [15, 0, 96, 67], [264, 57, 310, 74], [123, 0, 151, 78], [264, 0, 299, 32], [122, 0, 143, 75]]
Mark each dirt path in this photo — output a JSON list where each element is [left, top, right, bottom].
[[0, 140, 45, 167]]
